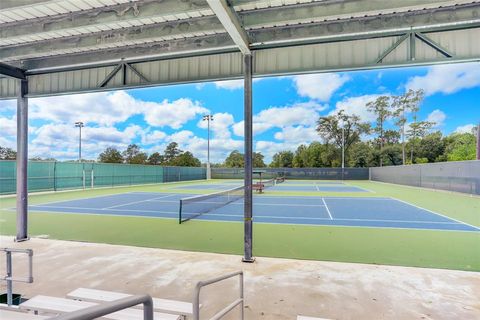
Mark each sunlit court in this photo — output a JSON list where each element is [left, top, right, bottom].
[[1, 1, 480, 320]]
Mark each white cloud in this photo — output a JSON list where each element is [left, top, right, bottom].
[[28, 91, 207, 130], [29, 91, 142, 126], [0, 115, 16, 136], [274, 125, 319, 143], [213, 78, 262, 90], [30, 124, 141, 160], [454, 123, 476, 134], [406, 62, 480, 96], [233, 101, 327, 137], [142, 98, 208, 129], [214, 79, 244, 90], [330, 94, 382, 122], [293, 73, 350, 102], [197, 112, 235, 139], [426, 109, 446, 127], [141, 130, 167, 145]]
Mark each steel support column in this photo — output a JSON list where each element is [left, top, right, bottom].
[[477, 122, 480, 160], [16, 79, 28, 241], [243, 54, 254, 263]]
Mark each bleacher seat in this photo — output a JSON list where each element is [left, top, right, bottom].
[[19, 295, 180, 320], [67, 287, 195, 318]]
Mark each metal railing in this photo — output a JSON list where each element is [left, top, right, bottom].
[[1, 248, 33, 306], [47, 295, 154, 320], [193, 271, 244, 320]]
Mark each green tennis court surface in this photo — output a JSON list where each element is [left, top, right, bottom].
[[1, 179, 479, 271]]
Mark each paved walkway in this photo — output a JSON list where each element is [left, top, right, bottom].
[[1, 236, 479, 319]]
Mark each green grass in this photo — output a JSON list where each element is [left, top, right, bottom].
[[1, 180, 479, 271]]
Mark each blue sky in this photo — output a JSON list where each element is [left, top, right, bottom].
[[0, 62, 479, 163]]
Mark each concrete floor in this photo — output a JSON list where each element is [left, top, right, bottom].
[[0, 236, 479, 320]]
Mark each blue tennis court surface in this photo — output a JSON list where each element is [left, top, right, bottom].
[[26, 192, 479, 232], [175, 181, 370, 193]]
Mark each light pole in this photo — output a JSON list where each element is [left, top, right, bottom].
[[203, 115, 213, 179], [74, 121, 84, 162]]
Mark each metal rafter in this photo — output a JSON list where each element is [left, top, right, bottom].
[[0, 62, 26, 79], [207, 0, 250, 54]]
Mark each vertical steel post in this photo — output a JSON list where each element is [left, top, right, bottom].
[[341, 126, 345, 180], [6, 251, 12, 306], [16, 79, 28, 242], [477, 122, 480, 160], [243, 54, 254, 263]]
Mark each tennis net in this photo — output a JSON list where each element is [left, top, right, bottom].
[[179, 185, 244, 223]]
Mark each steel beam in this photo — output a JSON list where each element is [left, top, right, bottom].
[[207, 0, 250, 54], [16, 79, 28, 242], [239, 0, 473, 29], [0, 16, 224, 61], [242, 53, 254, 263], [0, 62, 26, 80]]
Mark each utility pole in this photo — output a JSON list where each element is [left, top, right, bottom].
[[75, 121, 84, 162], [202, 115, 213, 179]]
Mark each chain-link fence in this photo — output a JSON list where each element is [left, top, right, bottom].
[[211, 167, 369, 180], [0, 161, 206, 195], [370, 160, 480, 195]]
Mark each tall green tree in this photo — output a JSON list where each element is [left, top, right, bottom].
[[253, 152, 266, 167], [0, 146, 16, 160], [316, 110, 370, 166], [148, 152, 164, 165], [392, 89, 425, 164], [270, 151, 294, 168], [98, 147, 123, 163], [366, 95, 391, 166], [444, 132, 476, 161], [171, 151, 201, 167], [122, 144, 147, 164], [163, 142, 182, 164], [224, 150, 244, 168], [292, 145, 308, 168], [406, 120, 435, 162], [416, 131, 445, 163]]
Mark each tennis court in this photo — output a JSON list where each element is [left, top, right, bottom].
[[175, 180, 371, 192], [24, 191, 479, 232]]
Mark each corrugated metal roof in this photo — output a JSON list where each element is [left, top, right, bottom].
[[0, 0, 136, 24], [0, 0, 479, 75]]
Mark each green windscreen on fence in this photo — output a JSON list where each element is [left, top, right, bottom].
[[211, 167, 369, 180], [0, 161, 206, 195]]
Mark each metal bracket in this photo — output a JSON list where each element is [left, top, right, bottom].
[[98, 62, 150, 87]]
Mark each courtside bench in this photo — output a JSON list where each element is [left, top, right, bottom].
[[19, 295, 181, 320], [67, 288, 197, 319]]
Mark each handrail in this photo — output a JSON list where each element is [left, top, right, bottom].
[[193, 271, 244, 320], [47, 295, 154, 320], [1, 248, 33, 306]]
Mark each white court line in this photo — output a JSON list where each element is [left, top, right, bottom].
[[391, 197, 480, 231], [322, 198, 333, 220], [27, 205, 478, 233], [30, 204, 178, 215], [315, 184, 320, 192], [103, 194, 177, 209]]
